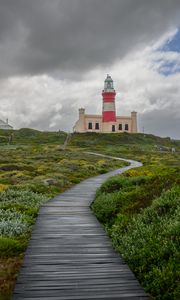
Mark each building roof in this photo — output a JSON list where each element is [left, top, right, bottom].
[[105, 74, 113, 82]]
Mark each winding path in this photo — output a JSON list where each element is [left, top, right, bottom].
[[12, 154, 149, 299]]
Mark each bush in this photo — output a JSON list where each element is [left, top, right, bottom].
[[0, 202, 38, 218], [97, 175, 150, 195], [0, 190, 48, 238], [0, 219, 31, 237], [92, 193, 120, 223], [0, 189, 48, 208], [111, 186, 180, 299], [0, 237, 26, 257], [0, 209, 32, 237], [92, 165, 180, 299]]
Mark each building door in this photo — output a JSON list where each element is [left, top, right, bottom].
[[112, 125, 115, 132]]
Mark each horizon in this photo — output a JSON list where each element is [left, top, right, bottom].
[[1, 126, 180, 142]]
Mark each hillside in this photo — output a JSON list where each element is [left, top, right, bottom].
[[72, 131, 179, 144], [0, 128, 67, 145], [0, 128, 179, 149], [0, 129, 179, 299], [70, 132, 180, 165]]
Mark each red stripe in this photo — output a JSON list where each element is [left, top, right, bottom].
[[102, 92, 116, 97], [103, 111, 116, 122], [102, 92, 116, 102], [103, 98, 115, 103]]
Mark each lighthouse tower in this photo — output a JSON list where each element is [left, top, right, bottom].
[[102, 74, 116, 132]]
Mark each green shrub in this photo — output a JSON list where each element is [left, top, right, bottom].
[[0, 209, 25, 220], [97, 176, 130, 194], [94, 185, 153, 224], [0, 237, 26, 257], [0, 202, 38, 218], [92, 164, 180, 299], [92, 193, 120, 224], [0, 190, 48, 238], [0, 219, 31, 237], [0, 189, 48, 208], [97, 175, 151, 195], [111, 186, 180, 299], [0, 209, 33, 237]]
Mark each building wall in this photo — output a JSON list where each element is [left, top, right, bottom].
[[73, 109, 138, 133], [131, 111, 137, 133], [84, 115, 102, 132]]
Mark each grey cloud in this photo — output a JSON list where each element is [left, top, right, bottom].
[[0, 0, 180, 78], [18, 100, 77, 132], [139, 110, 180, 139]]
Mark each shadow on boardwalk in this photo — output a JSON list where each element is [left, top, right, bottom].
[[12, 154, 149, 299]]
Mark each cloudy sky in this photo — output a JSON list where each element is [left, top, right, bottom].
[[0, 0, 180, 138]]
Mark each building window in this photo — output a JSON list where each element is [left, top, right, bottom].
[[125, 124, 129, 131], [112, 125, 115, 132], [88, 122, 92, 129], [95, 123, 99, 130], [118, 124, 122, 130]]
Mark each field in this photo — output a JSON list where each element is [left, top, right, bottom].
[[0, 129, 179, 299]]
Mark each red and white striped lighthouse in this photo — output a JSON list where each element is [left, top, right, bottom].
[[102, 75, 116, 122]]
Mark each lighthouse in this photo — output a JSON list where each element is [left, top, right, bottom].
[[102, 75, 117, 132], [73, 75, 138, 133]]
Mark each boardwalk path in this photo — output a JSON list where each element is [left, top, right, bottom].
[[12, 153, 149, 299]]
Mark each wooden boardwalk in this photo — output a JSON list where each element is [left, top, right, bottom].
[[12, 155, 149, 299]]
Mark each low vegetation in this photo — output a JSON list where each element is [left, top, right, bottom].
[[88, 133, 180, 300], [0, 128, 127, 299], [0, 129, 179, 299]]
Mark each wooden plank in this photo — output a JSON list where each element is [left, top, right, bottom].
[[12, 155, 149, 299]]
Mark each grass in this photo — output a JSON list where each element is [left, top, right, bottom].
[[0, 128, 67, 145], [88, 135, 180, 299], [0, 255, 24, 300], [0, 129, 179, 299], [0, 128, 128, 299], [115, 186, 180, 299]]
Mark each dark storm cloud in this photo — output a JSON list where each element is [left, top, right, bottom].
[[139, 110, 180, 139], [0, 0, 180, 78]]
